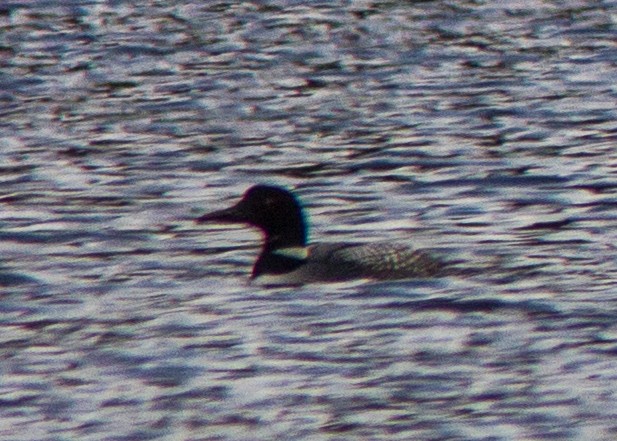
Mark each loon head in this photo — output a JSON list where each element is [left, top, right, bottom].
[[196, 185, 308, 249]]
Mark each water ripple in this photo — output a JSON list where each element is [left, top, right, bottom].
[[1, 1, 617, 440]]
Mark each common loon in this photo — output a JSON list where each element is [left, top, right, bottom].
[[196, 185, 444, 284]]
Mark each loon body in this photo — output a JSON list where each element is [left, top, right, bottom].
[[196, 185, 443, 284]]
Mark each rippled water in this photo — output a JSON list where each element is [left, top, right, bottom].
[[1, 1, 617, 440]]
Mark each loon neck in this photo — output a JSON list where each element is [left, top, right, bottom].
[[253, 244, 308, 279], [262, 225, 307, 251]]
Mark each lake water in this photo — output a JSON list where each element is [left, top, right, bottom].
[[1, 1, 617, 440]]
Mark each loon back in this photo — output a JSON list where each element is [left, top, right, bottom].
[[309, 242, 442, 279]]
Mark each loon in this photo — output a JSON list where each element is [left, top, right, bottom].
[[196, 185, 444, 284]]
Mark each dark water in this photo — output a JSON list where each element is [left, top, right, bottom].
[[1, 1, 617, 440]]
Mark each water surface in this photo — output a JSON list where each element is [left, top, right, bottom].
[[1, 1, 617, 440]]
